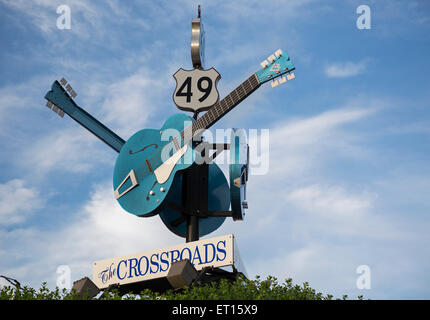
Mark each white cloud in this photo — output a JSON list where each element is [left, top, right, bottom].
[[0, 181, 178, 289], [0, 75, 52, 135], [212, 102, 424, 299], [100, 70, 164, 138], [324, 60, 368, 78], [287, 184, 376, 218], [214, 105, 380, 238], [0, 0, 106, 40], [4, 68, 164, 176], [51, 181, 178, 263], [19, 127, 112, 175], [249, 243, 371, 298], [0, 179, 44, 226], [0, 76, 115, 178], [265, 106, 376, 177], [214, 105, 383, 241]]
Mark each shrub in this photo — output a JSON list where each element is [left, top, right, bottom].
[[0, 275, 357, 300]]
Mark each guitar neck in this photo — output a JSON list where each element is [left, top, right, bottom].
[[45, 81, 126, 153], [67, 99, 126, 153], [181, 73, 260, 143]]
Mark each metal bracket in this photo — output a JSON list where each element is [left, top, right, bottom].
[[171, 138, 234, 243], [195, 142, 230, 163], [167, 202, 233, 228]]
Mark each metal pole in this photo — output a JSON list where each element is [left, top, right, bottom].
[[185, 5, 206, 244], [186, 215, 199, 243]]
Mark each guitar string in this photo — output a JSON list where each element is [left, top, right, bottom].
[[120, 74, 259, 185], [140, 75, 257, 170], [153, 75, 257, 169]]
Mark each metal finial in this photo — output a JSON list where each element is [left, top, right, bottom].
[[191, 5, 205, 68]]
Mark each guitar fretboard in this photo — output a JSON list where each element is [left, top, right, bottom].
[[180, 73, 260, 144]]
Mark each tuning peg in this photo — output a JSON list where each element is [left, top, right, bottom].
[[51, 104, 65, 118], [271, 79, 279, 88], [64, 83, 77, 98], [287, 72, 295, 81], [60, 77, 67, 86], [260, 60, 269, 68], [46, 101, 53, 109], [274, 49, 283, 58], [279, 76, 287, 84], [52, 104, 60, 113], [242, 200, 248, 209], [267, 54, 276, 63]]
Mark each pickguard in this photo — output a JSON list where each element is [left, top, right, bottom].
[[154, 144, 189, 184]]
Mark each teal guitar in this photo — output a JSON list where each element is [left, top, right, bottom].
[[113, 49, 295, 217], [229, 128, 249, 221]]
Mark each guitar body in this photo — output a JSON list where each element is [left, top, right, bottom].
[[113, 113, 195, 217], [159, 163, 230, 238]]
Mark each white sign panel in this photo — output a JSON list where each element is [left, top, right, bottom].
[[173, 67, 220, 113], [93, 234, 235, 289]]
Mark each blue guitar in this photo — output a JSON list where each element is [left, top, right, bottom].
[[229, 128, 249, 221], [112, 49, 295, 217]]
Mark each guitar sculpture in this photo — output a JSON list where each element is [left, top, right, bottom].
[[44, 49, 295, 219], [112, 49, 295, 217]]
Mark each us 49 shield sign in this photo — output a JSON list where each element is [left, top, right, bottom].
[[173, 67, 220, 113]]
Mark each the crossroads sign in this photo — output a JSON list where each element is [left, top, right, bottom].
[[92, 234, 245, 289]]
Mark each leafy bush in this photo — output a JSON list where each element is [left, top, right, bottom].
[[0, 275, 361, 300]]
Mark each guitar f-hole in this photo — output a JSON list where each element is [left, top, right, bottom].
[[146, 159, 153, 173], [129, 143, 158, 155]]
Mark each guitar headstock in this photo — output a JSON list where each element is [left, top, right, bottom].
[[44, 78, 77, 118], [255, 49, 296, 87]]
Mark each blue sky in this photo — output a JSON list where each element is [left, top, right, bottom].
[[0, 0, 430, 299]]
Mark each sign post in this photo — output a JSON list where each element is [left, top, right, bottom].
[[172, 6, 227, 243]]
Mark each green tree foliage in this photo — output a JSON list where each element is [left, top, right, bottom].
[[0, 275, 361, 300]]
